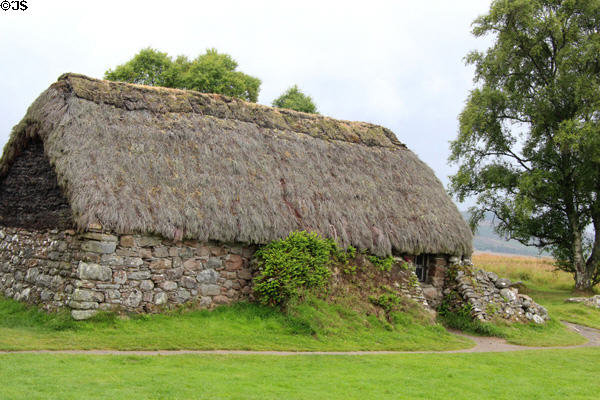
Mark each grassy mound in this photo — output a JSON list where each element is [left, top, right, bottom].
[[0, 295, 471, 351]]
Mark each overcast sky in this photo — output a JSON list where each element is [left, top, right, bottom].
[[0, 0, 492, 208]]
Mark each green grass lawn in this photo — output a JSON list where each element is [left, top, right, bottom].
[[1, 349, 599, 399], [0, 298, 473, 351]]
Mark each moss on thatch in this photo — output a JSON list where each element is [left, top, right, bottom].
[[0, 74, 472, 256]]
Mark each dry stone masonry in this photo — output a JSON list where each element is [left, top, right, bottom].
[[0, 226, 256, 320], [443, 264, 549, 324], [566, 295, 600, 309]]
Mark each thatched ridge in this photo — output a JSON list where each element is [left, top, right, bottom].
[[0, 73, 472, 256]]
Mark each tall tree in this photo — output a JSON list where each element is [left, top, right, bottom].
[[104, 48, 261, 102], [449, 0, 600, 291], [272, 85, 318, 114], [104, 47, 172, 86]]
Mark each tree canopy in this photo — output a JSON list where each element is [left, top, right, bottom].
[[449, 0, 600, 291], [272, 85, 318, 114], [105, 48, 261, 102]]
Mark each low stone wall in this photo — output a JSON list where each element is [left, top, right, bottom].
[[442, 265, 549, 323], [0, 226, 256, 319]]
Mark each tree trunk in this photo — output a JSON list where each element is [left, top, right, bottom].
[[567, 201, 597, 292], [574, 267, 593, 292], [572, 228, 593, 292], [581, 207, 600, 292]]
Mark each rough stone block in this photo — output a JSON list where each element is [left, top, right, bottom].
[[183, 258, 203, 271], [153, 246, 169, 258], [113, 270, 127, 284], [69, 300, 99, 310], [35, 274, 52, 288], [150, 259, 172, 270], [213, 295, 230, 304], [106, 290, 121, 300], [125, 290, 143, 308], [123, 257, 144, 267], [225, 255, 243, 271], [200, 284, 220, 296], [160, 281, 178, 291], [119, 235, 135, 247], [25, 267, 40, 283], [181, 276, 198, 289], [115, 248, 138, 257], [72, 288, 104, 302], [154, 292, 168, 305], [139, 280, 154, 291], [165, 267, 184, 281], [137, 236, 162, 247], [197, 269, 218, 285], [71, 309, 98, 320], [128, 271, 151, 280], [81, 241, 117, 254], [176, 288, 191, 302], [138, 248, 152, 259], [78, 262, 112, 281], [40, 289, 54, 302], [207, 257, 223, 269], [86, 223, 103, 232], [210, 246, 227, 256], [172, 256, 182, 269], [495, 278, 511, 289], [237, 270, 252, 280], [100, 254, 124, 266], [81, 232, 118, 242], [194, 296, 210, 308], [487, 271, 499, 282], [195, 246, 210, 257]]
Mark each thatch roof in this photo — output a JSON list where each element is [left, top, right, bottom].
[[0, 73, 472, 256]]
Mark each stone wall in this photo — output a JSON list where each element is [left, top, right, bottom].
[[0, 226, 256, 319], [442, 264, 549, 324], [0, 227, 79, 310]]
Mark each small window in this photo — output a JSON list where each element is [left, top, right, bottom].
[[414, 254, 429, 282]]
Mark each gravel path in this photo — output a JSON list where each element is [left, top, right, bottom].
[[1, 321, 598, 356]]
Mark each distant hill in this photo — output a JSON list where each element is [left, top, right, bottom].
[[461, 211, 548, 257]]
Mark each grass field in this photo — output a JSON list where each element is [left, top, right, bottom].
[[1, 349, 599, 399], [472, 252, 574, 291], [1, 252, 600, 399]]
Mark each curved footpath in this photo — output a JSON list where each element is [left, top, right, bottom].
[[1, 322, 598, 356]]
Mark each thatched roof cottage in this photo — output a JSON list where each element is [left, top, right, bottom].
[[0, 74, 471, 318]]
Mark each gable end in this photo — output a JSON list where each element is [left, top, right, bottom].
[[0, 137, 73, 230]]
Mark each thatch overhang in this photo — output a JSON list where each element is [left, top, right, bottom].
[[0, 73, 472, 256]]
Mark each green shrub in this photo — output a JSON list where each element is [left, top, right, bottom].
[[368, 255, 395, 271], [253, 231, 336, 306], [369, 293, 401, 314]]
